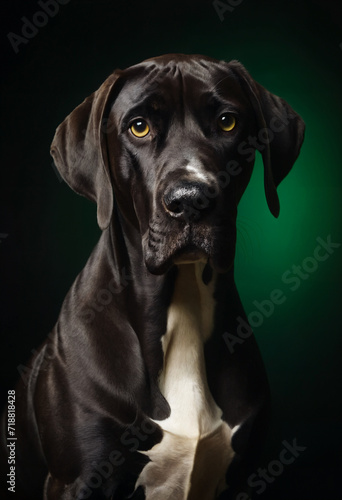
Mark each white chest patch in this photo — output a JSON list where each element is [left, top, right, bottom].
[[136, 263, 235, 499]]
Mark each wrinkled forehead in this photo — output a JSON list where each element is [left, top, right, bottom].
[[113, 56, 249, 116]]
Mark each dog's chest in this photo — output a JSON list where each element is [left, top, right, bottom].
[[158, 263, 222, 437], [136, 263, 235, 499]]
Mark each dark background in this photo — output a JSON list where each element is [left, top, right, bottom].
[[1, 0, 341, 498]]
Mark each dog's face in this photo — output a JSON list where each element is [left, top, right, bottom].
[[51, 54, 305, 275], [108, 56, 258, 274]]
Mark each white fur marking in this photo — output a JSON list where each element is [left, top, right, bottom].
[[136, 263, 235, 499], [185, 161, 209, 183]]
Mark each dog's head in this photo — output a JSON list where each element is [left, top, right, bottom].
[[51, 54, 305, 275]]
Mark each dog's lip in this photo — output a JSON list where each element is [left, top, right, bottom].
[[143, 222, 236, 275], [144, 245, 233, 275], [173, 245, 208, 265]]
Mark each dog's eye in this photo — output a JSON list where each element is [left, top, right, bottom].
[[130, 119, 150, 138], [218, 113, 236, 132]]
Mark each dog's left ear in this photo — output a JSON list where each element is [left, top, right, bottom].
[[228, 61, 305, 217], [50, 70, 123, 230]]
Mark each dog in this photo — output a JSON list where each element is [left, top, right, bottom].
[[1, 54, 305, 499]]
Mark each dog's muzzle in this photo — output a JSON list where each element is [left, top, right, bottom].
[[142, 176, 236, 276], [163, 181, 217, 222]]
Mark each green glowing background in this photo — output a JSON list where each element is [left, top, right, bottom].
[[1, 0, 341, 498]]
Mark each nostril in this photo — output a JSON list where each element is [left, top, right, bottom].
[[166, 198, 183, 214], [164, 192, 183, 214], [163, 190, 182, 215], [163, 182, 217, 220]]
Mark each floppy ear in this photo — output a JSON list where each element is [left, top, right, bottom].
[[50, 70, 123, 229], [228, 61, 305, 217]]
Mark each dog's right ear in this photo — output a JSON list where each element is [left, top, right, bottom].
[[228, 61, 305, 218], [50, 70, 123, 230]]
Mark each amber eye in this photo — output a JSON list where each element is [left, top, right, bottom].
[[218, 113, 236, 132], [130, 119, 150, 138]]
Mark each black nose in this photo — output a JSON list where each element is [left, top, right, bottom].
[[163, 182, 217, 221]]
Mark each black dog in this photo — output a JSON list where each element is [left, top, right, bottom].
[[1, 54, 304, 499]]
